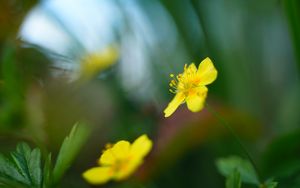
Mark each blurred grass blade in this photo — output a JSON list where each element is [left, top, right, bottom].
[[283, 0, 300, 72], [1, 43, 21, 95], [42, 154, 52, 188], [52, 122, 90, 184], [226, 169, 241, 188], [216, 156, 260, 185], [0, 43, 24, 128]]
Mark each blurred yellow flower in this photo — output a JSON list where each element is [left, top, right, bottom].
[[164, 57, 217, 117], [78, 46, 118, 80], [82, 134, 152, 185]]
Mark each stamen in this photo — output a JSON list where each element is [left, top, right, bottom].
[[177, 74, 182, 80], [184, 64, 187, 70], [105, 143, 113, 149], [171, 80, 177, 85], [169, 89, 176, 94], [168, 63, 200, 94]]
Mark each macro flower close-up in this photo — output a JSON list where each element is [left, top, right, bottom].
[[83, 134, 152, 185], [164, 57, 217, 117], [0, 1, 299, 188]]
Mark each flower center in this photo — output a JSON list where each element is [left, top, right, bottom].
[[112, 156, 131, 173], [169, 64, 200, 95]]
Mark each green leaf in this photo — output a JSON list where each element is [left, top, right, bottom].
[[0, 177, 28, 188], [52, 122, 90, 184], [0, 142, 42, 188], [0, 154, 28, 185], [265, 182, 278, 188], [11, 152, 31, 182], [216, 156, 260, 185], [260, 179, 278, 188], [226, 169, 241, 188], [29, 149, 42, 186], [42, 154, 52, 188]]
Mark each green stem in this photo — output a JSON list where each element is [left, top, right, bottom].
[[205, 103, 261, 183]]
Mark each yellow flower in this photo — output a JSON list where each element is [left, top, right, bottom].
[[78, 46, 118, 80], [164, 57, 217, 117], [82, 134, 152, 185]]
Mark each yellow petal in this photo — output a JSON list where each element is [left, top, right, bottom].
[[99, 149, 115, 165], [186, 86, 208, 112], [111, 141, 131, 160], [113, 135, 152, 181], [187, 63, 197, 72], [182, 63, 197, 77], [113, 158, 142, 181], [197, 57, 217, 85], [82, 167, 112, 185], [164, 92, 185, 117], [130, 134, 152, 158], [79, 46, 118, 80]]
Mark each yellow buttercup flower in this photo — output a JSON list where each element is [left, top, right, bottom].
[[82, 134, 152, 185], [78, 46, 118, 80], [164, 57, 217, 117]]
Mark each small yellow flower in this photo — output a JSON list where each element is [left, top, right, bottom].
[[79, 46, 118, 80], [164, 57, 217, 117], [82, 134, 152, 185]]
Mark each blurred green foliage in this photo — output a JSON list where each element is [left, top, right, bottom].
[[0, 123, 89, 188], [52, 123, 89, 184], [226, 169, 241, 188], [0, 0, 299, 187], [216, 156, 260, 186]]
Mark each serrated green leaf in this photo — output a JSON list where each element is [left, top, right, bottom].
[[0, 154, 28, 185], [0, 177, 28, 188], [52, 122, 89, 184], [216, 156, 260, 185], [226, 169, 241, 188], [29, 149, 42, 186], [11, 152, 32, 184], [16, 143, 31, 157], [0, 142, 43, 188]]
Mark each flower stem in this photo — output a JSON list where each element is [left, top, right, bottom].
[[205, 103, 261, 183]]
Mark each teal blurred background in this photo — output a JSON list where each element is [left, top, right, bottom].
[[0, 0, 300, 187]]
